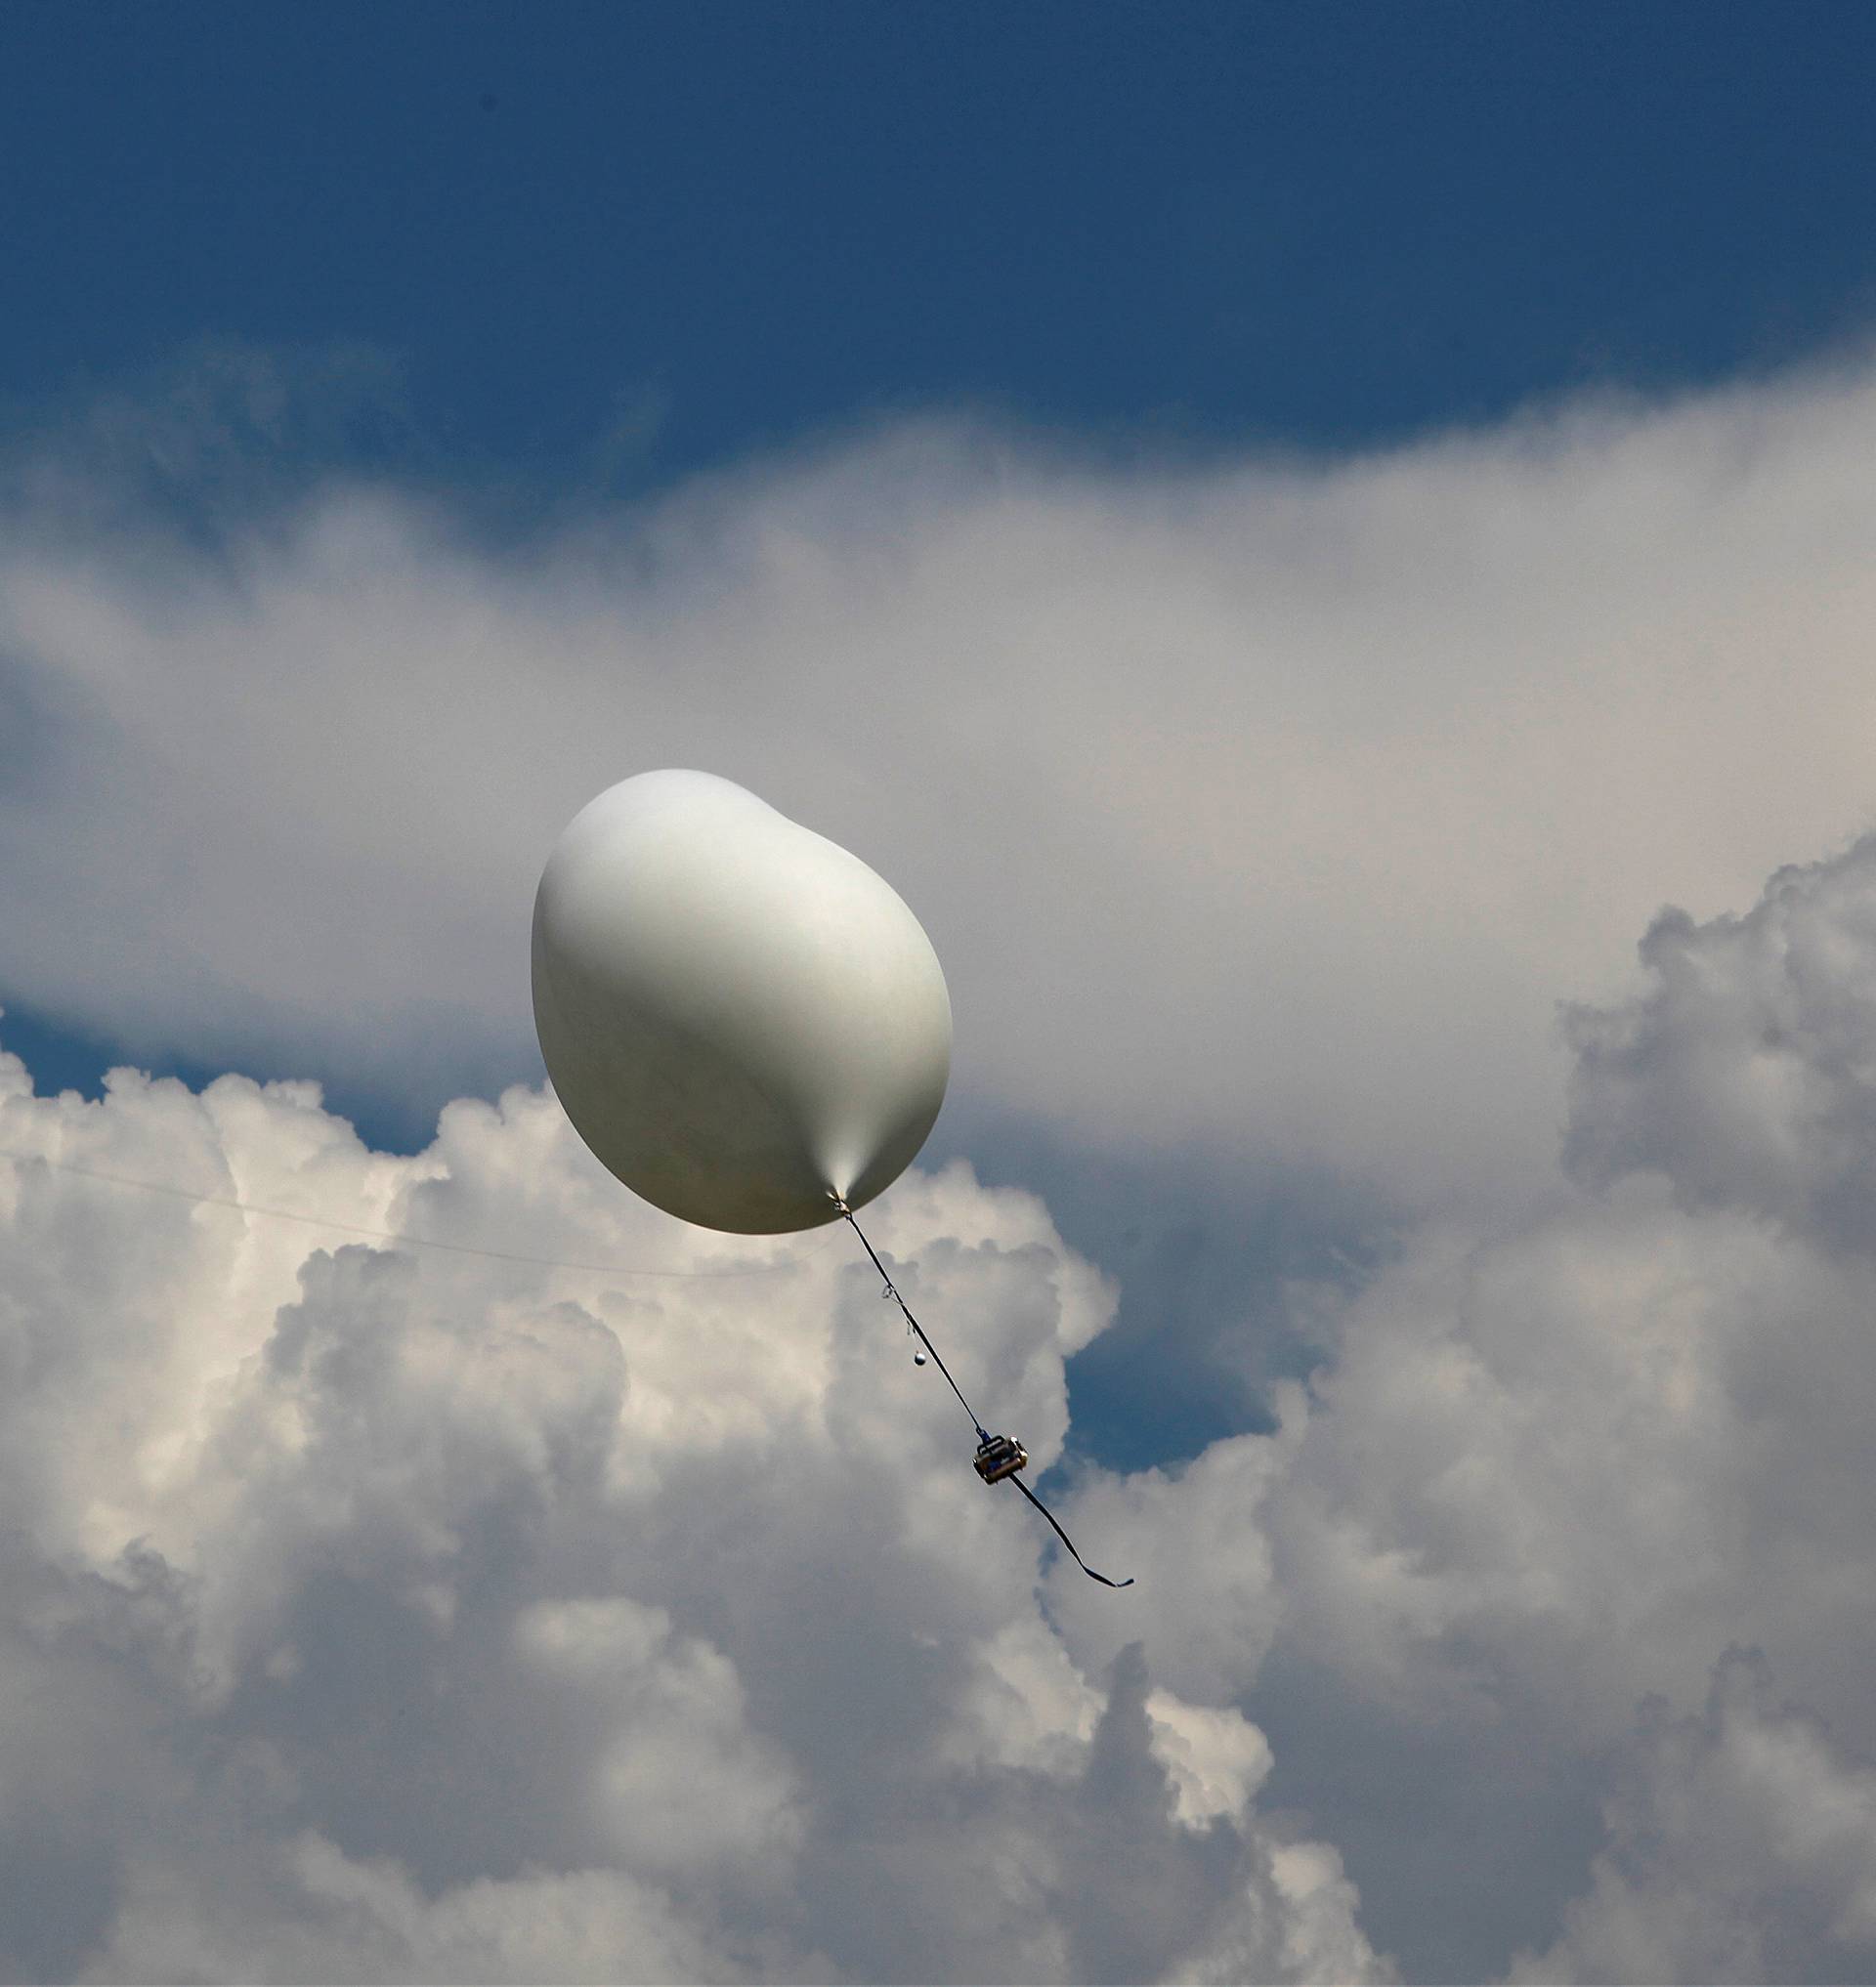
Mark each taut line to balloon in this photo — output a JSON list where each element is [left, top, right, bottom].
[[831, 1194, 988, 1438], [833, 1196, 1135, 1589]]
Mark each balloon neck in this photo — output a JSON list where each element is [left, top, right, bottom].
[[818, 1141, 863, 1209]]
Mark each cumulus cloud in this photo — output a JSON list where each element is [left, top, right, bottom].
[[1206, 834, 1876, 1978], [1512, 1651, 1876, 1986], [12, 352, 1876, 1211], [1565, 832, 1876, 1249], [11, 350, 1876, 1982], [0, 1040, 1386, 1983], [11, 766, 1876, 1984]]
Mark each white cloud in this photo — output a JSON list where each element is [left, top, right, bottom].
[[85, 1837, 766, 1987], [11, 782, 1876, 1982], [512, 1596, 801, 1881], [11, 355, 1876, 1211], [0, 1041, 1385, 1983], [1564, 832, 1876, 1249], [1511, 1651, 1876, 1986], [11, 351, 1876, 1980], [1218, 833, 1876, 1975]]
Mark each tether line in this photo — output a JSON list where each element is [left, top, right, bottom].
[[834, 1197, 1133, 1589], [836, 1200, 988, 1439], [0, 1147, 836, 1280]]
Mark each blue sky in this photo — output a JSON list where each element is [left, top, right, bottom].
[[10, 2, 1876, 486], [8, 12, 1876, 1981]]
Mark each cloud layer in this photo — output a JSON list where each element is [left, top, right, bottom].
[[11, 351, 1876, 1213], [1238, 832, 1876, 1980], [7, 351, 1876, 1980], [0, 1050, 1384, 1983], [9, 821, 1876, 1980]]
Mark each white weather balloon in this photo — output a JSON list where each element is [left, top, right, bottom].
[[533, 770, 952, 1233]]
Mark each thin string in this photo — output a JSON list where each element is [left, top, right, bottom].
[[836, 1201, 988, 1439], [7, 1143, 1135, 1585], [834, 1198, 1134, 1589], [0, 1147, 837, 1280]]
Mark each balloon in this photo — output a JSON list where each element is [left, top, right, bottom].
[[532, 770, 952, 1234]]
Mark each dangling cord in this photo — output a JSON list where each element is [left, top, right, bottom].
[[833, 1199, 988, 1442], [1009, 1475, 1134, 1588], [832, 1198, 1134, 1588]]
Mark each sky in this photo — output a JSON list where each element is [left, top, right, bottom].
[[6, 6, 1876, 1982]]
